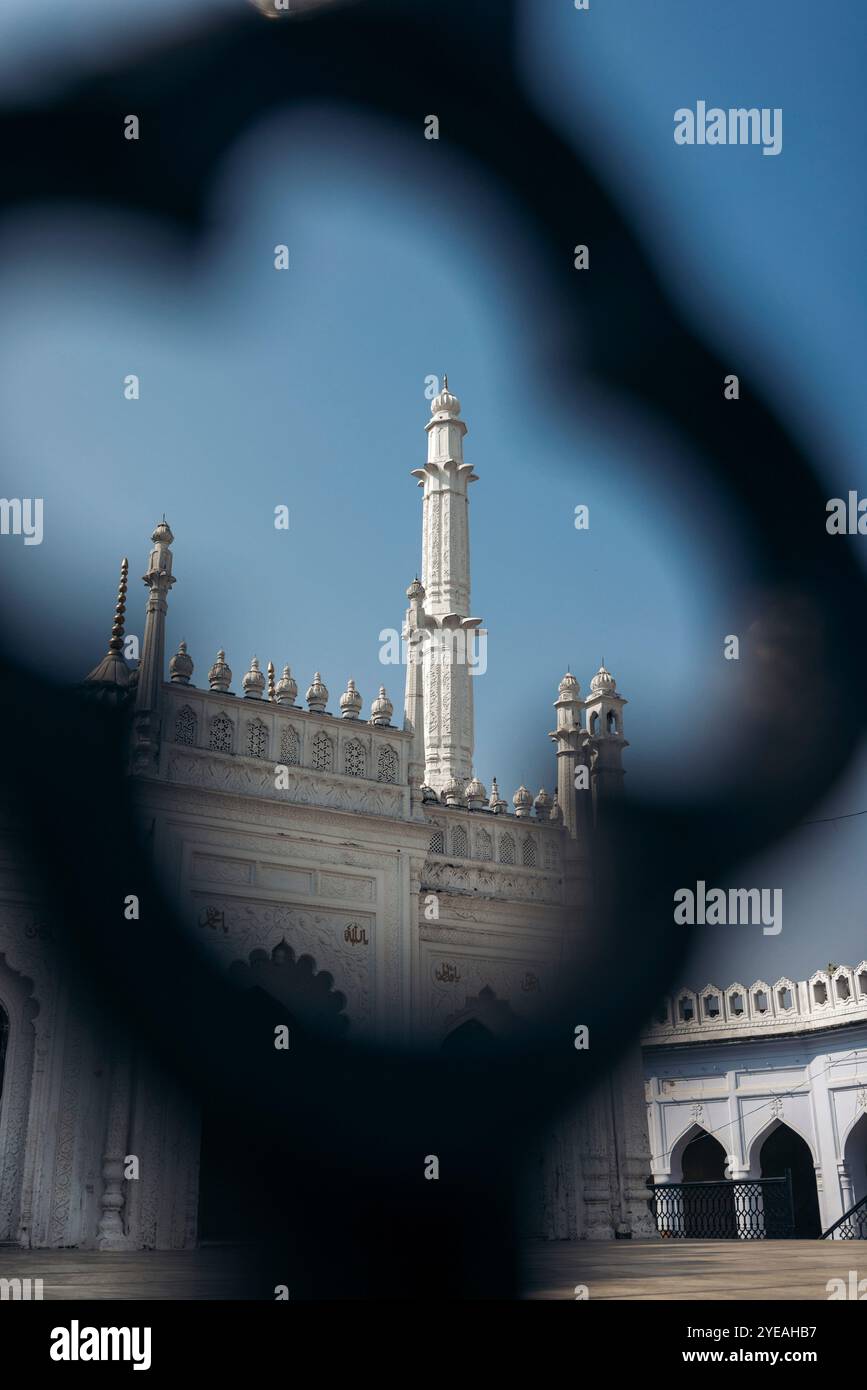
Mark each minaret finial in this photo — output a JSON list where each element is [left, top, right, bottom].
[[267, 660, 276, 701], [443, 372, 448, 390], [108, 557, 129, 653], [82, 556, 132, 698]]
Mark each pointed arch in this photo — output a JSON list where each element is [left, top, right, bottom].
[[440, 985, 528, 1050], [840, 1106, 867, 1158], [667, 1122, 729, 1183], [441, 1018, 497, 1058], [842, 1112, 867, 1207], [746, 1115, 817, 1178], [755, 1120, 821, 1237]]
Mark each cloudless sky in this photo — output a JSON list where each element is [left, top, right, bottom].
[[0, 0, 864, 988]]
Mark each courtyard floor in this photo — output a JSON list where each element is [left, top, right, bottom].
[[523, 1237, 862, 1300], [0, 1240, 860, 1300]]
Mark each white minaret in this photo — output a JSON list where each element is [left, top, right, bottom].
[[132, 518, 176, 770], [407, 378, 483, 796], [584, 663, 629, 812], [549, 671, 591, 839]]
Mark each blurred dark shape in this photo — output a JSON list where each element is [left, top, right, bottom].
[[0, 0, 864, 1297]]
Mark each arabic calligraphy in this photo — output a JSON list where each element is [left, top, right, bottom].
[[343, 923, 369, 946], [434, 961, 461, 983], [198, 906, 228, 934]]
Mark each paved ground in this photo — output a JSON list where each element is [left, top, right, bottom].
[[0, 1240, 861, 1299], [0, 1246, 257, 1300], [522, 1238, 863, 1300]]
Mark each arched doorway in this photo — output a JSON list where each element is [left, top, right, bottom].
[[760, 1124, 821, 1238], [682, 1131, 728, 1182], [679, 1131, 736, 1237], [441, 1018, 497, 1058], [197, 942, 349, 1243], [843, 1114, 867, 1209]]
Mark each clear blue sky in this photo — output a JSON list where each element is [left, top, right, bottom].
[[0, 0, 864, 987]]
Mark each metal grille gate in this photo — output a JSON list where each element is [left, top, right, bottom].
[[648, 1173, 795, 1239]]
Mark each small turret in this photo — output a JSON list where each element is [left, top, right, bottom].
[[340, 678, 363, 719], [208, 650, 232, 693], [242, 656, 265, 699], [370, 686, 393, 727], [275, 665, 298, 706], [584, 661, 629, 807], [170, 640, 193, 686], [306, 672, 329, 713]]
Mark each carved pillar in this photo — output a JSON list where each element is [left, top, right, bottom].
[[838, 1160, 854, 1215], [96, 1040, 134, 1250]]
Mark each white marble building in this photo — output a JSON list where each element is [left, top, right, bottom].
[[643, 965, 867, 1236], [0, 381, 654, 1249]]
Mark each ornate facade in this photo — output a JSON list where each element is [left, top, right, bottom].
[[0, 382, 654, 1249], [643, 965, 867, 1235]]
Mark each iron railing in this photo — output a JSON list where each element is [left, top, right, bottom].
[[648, 1174, 795, 1240], [822, 1194, 867, 1239]]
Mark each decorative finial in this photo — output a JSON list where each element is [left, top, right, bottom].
[[340, 677, 363, 720], [275, 665, 298, 705], [488, 777, 507, 813], [370, 685, 393, 726], [306, 672, 329, 713], [443, 372, 448, 390], [108, 557, 129, 653], [169, 639, 194, 685], [243, 656, 266, 699], [82, 556, 132, 699], [267, 660, 276, 701], [208, 650, 232, 693], [533, 787, 552, 819], [464, 776, 488, 810]]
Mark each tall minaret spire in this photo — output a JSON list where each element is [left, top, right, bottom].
[[82, 557, 131, 702], [133, 518, 176, 770], [407, 379, 483, 795]]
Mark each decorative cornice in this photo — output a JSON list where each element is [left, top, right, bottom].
[[644, 964, 867, 1045]]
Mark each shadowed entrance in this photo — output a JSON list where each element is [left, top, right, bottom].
[[759, 1124, 820, 1238]]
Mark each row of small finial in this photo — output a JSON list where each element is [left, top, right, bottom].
[[169, 645, 394, 725], [422, 775, 563, 822]]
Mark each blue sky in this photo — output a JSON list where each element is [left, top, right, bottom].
[[0, 0, 864, 987]]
